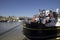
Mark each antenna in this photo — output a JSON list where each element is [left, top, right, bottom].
[[39, 9, 41, 12]]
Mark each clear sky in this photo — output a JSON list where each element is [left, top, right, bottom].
[[0, 0, 60, 17]]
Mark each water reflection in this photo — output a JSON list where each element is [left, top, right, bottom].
[[0, 22, 20, 35]]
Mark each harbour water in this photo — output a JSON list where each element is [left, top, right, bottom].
[[0, 22, 24, 40], [0, 22, 21, 35]]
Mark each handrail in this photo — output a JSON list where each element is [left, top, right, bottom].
[[23, 27, 60, 30]]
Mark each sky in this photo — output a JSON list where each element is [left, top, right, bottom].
[[0, 0, 60, 17]]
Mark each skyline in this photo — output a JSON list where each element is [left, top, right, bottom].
[[0, 0, 60, 17]]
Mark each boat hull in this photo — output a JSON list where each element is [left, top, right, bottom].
[[23, 22, 60, 40]]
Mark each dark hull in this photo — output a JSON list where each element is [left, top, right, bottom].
[[23, 22, 60, 40], [0, 20, 7, 22]]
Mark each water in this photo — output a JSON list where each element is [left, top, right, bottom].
[[0, 22, 20, 34], [0, 22, 24, 40]]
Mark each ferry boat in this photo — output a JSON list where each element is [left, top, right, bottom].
[[23, 8, 60, 40]]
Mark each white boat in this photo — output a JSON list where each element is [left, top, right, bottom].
[[23, 9, 60, 40]]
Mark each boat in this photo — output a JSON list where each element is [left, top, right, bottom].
[[0, 20, 8, 22], [23, 9, 60, 40]]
